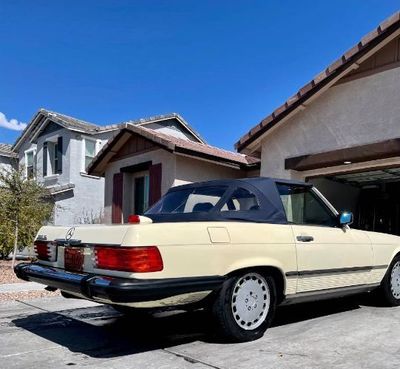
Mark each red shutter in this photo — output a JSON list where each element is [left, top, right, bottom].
[[112, 173, 123, 224], [149, 163, 162, 206]]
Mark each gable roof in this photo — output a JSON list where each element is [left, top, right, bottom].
[[88, 123, 260, 177], [124, 113, 206, 144], [0, 143, 17, 158], [13, 109, 118, 151], [13, 109, 206, 152], [235, 11, 400, 153]]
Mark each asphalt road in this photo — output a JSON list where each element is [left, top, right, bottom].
[[1, 294, 400, 369]]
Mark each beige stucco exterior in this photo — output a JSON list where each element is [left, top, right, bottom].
[[259, 66, 400, 180], [104, 149, 176, 223], [173, 155, 243, 187]]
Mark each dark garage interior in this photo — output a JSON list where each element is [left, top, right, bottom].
[[311, 168, 400, 236]]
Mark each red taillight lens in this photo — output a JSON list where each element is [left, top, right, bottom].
[[34, 241, 57, 262], [128, 215, 141, 224], [94, 246, 163, 273]]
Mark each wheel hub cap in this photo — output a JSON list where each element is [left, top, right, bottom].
[[231, 273, 270, 330], [391, 261, 400, 299]]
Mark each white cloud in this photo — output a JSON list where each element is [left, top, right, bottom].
[[0, 112, 27, 131]]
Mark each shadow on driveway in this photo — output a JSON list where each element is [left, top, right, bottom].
[[12, 294, 380, 358]]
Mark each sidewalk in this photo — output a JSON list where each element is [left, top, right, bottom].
[[0, 282, 45, 293]]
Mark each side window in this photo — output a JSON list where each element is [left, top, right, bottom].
[[221, 187, 260, 211], [277, 184, 337, 227]]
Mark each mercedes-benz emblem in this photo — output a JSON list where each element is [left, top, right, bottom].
[[65, 227, 75, 241]]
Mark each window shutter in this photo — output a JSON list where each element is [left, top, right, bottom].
[[149, 163, 162, 206], [43, 142, 47, 177], [112, 173, 124, 224], [56, 137, 63, 174]]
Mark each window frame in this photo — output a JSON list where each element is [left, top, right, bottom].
[[44, 136, 62, 176], [24, 148, 36, 179], [82, 137, 98, 173], [276, 183, 339, 228]]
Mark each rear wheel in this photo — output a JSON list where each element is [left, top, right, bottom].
[[378, 255, 400, 306], [212, 271, 276, 342]]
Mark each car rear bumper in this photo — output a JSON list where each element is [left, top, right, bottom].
[[14, 263, 225, 303]]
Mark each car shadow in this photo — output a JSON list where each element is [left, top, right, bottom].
[[12, 293, 379, 358]]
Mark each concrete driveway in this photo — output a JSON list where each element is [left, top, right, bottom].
[[1, 295, 400, 369]]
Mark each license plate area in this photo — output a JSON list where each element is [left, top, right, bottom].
[[64, 247, 85, 272]]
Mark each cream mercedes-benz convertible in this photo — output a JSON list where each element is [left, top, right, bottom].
[[15, 178, 400, 342]]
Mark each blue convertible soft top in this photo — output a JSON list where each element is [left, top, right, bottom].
[[145, 177, 312, 224]]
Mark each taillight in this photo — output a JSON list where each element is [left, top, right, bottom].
[[34, 241, 57, 262], [94, 246, 163, 273], [128, 215, 141, 224]]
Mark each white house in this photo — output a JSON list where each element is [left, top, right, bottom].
[[13, 109, 121, 225], [235, 12, 400, 235]]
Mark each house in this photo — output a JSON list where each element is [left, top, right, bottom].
[[0, 144, 17, 172], [13, 109, 121, 225], [235, 12, 400, 235], [13, 108, 257, 225], [88, 122, 260, 223]]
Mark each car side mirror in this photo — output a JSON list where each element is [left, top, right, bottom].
[[339, 211, 353, 226]]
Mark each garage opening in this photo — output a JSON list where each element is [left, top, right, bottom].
[[310, 168, 400, 236]]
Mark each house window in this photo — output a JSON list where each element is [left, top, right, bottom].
[[84, 139, 96, 171], [43, 137, 62, 176], [24, 150, 36, 179]]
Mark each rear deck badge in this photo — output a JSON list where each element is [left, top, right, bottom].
[[65, 227, 75, 241]]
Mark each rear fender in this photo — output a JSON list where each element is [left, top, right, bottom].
[[223, 258, 289, 294]]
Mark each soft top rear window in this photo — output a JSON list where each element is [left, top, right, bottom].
[[146, 186, 227, 214]]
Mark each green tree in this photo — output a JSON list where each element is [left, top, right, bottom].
[[0, 167, 54, 260]]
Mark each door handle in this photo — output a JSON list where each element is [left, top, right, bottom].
[[296, 235, 314, 242]]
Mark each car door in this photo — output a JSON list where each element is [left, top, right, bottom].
[[277, 183, 373, 294]]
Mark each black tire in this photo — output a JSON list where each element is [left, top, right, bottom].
[[377, 255, 400, 306], [212, 271, 276, 342]]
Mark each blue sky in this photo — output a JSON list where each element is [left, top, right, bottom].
[[0, 1, 399, 149]]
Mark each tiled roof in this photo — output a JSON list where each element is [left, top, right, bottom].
[[0, 143, 17, 158], [13, 109, 204, 150], [235, 11, 400, 152], [124, 113, 206, 144], [88, 123, 260, 176], [42, 110, 104, 133], [134, 124, 260, 165]]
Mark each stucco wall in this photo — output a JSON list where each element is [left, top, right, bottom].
[[260, 66, 400, 179], [103, 149, 177, 223], [18, 127, 114, 225], [174, 155, 242, 186]]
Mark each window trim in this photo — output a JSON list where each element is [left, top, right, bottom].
[[24, 148, 36, 179], [43, 136, 62, 177], [82, 137, 98, 173]]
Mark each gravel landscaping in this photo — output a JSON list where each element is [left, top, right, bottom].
[[0, 260, 59, 301], [0, 260, 24, 284]]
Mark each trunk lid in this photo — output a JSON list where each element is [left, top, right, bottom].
[[37, 224, 133, 245]]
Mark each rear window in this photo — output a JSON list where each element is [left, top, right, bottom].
[[221, 187, 260, 211], [146, 186, 227, 214]]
